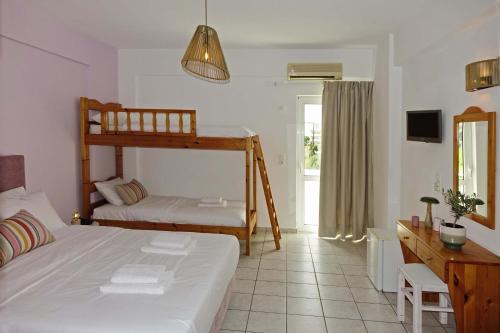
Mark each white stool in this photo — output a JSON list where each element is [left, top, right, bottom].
[[397, 263, 453, 333]]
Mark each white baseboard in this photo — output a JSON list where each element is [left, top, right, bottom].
[[256, 227, 298, 233]]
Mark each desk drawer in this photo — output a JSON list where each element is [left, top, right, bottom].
[[397, 225, 417, 253], [416, 240, 445, 281]]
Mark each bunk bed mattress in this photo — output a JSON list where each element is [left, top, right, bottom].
[[89, 124, 256, 137], [0, 225, 239, 333], [93, 195, 247, 227]]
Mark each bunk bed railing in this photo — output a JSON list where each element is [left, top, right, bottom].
[[85, 98, 196, 136]]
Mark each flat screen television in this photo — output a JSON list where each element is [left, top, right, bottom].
[[406, 110, 442, 143]]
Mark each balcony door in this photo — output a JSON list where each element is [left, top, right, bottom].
[[296, 96, 322, 231]]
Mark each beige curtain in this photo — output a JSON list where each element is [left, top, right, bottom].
[[318, 81, 374, 240]]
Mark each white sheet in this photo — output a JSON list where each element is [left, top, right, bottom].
[[110, 264, 166, 284], [99, 282, 166, 295], [0, 225, 239, 333], [93, 195, 246, 227], [89, 124, 256, 137]]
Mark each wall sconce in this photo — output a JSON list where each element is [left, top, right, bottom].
[[465, 58, 500, 91]]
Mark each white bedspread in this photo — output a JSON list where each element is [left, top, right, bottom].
[[90, 124, 256, 138], [0, 225, 239, 333], [93, 195, 246, 227]]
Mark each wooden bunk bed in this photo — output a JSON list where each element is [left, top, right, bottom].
[[80, 97, 281, 255]]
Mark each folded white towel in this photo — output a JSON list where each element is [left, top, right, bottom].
[[200, 197, 223, 204], [150, 233, 192, 250], [141, 240, 196, 255], [197, 200, 227, 208], [100, 271, 173, 295], [111, 264, 166, 284], [100, 283, 165, 295]]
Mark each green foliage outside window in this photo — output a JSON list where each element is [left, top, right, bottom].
[[304, 135, 320, 169]]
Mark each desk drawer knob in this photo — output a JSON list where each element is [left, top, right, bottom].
[[403, 236, 410, 240]]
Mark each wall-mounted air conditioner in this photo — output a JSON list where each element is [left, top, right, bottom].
[[287, 63, 343, 80]]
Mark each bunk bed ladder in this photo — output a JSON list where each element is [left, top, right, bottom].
[[252, 136, 282, 250]]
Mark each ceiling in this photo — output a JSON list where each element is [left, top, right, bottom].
[[26, 0, 496, 49]]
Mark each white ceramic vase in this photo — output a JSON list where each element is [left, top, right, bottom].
[[440, 222, 466, 250]]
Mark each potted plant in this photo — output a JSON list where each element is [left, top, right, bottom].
[[472, 198, 485, 213], [420, 196, 439, 231], [441, 189, 484, 250]]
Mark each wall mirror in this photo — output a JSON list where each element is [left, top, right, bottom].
[[453, 106, 496, 229]]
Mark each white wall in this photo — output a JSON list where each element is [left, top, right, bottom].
[[372, 37, 390, 229], [119, 48, 374, 229], [399, 11, 500, 255], [394, 0, 495, 65], [372, 34, 403, 230], [387, 37, 403, 230]]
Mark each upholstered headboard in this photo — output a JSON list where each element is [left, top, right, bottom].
[[0, 155, 25, 192]]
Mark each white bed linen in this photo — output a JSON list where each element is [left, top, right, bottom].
[[89, 124, 256, 137], [0, 225, 239, 333], [93, 195, 246, 227]]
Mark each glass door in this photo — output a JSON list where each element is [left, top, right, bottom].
[[296, 96, 322, 231]]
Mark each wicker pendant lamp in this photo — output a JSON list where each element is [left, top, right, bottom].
[[181, 0, 230, 82]]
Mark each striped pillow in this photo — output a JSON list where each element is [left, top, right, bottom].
[[0, 210, 55, 267], [115, 179, 148, 205]]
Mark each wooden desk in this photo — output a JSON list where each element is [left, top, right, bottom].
[[397, 220, 500, 333]]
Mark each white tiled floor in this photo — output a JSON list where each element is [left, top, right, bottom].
[[221, 230, 457, 333]]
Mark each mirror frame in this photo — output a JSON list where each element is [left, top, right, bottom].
[[453, 106, 496, 229]]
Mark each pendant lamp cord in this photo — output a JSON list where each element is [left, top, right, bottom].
[[204, 0, 209, 63], [205, 0, 208, 26]]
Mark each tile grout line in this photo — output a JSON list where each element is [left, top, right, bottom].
[[353, 241, 370, 332], [307, 234, 330, 333], [252, 230, 287, 332], [244, 230, 264, 332], [317, 241, 364, 331], [348, 245, 369, 333]]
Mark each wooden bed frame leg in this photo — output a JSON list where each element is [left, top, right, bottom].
[[245, 140, 251, 255], [252, 147, 257, 234], [80, 97, 91, 219]]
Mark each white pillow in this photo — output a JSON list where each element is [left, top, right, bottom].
[[95, 178, 126, 206], [0, 191, 66, 232], [0, 186, 26, 199]]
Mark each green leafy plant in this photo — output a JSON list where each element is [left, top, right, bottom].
[[471, 198, 485, 212], [474, 198, 485, 205], [304, 135, 320, 169], [442, 189, 484, 226]]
